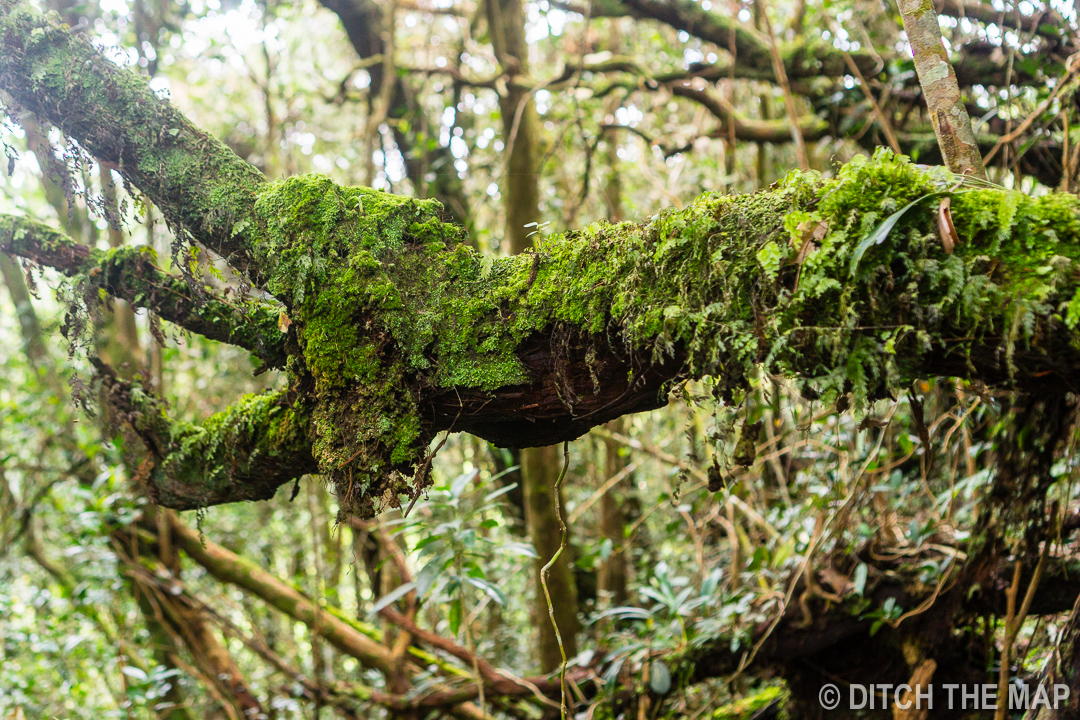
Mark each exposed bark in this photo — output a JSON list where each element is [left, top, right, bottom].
[[122, 551, 266, 720]]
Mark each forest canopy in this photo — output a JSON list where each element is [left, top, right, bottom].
[[3, 0, 1080, 718]]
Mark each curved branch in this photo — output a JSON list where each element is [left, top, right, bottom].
[[0, 215, 288, 366], [552, 0, 879, 81], [668, 83, 829, 143], [98, 369, 316, 509], [0, 0, 269, 282]]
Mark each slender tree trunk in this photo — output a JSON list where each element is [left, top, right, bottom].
[[598, 421, 631, 606], [896, 0, 986, 178], [486, 0, 581, 671], [0, 254, 46, 366], [522, 444, 580, 671], [597, 137, 630, 607]]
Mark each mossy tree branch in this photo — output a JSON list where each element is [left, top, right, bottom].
[[98, 368, 316, 509], [15, 150, 1080, 517], [0, 0, 270, 282], [0, 214, 288, 367], [4, 7, 1080, 519]]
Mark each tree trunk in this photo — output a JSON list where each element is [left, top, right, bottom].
[[522, 444, 581, 671], [485, 0, 582, 670], [598, 420, 631, 606], [896, 0, 986, 178]]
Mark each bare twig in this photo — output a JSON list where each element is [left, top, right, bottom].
[[994, 508, 1056, 720]]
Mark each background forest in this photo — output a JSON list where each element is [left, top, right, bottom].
[[2, 0, 1080, 718]]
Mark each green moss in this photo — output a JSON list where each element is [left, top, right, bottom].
[[712, 685, 787, 719], [153, 389, 311, 506], [232, 150, 1080, 517]]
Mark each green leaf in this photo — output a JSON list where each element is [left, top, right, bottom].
[[370, 582, 416, 614], [448, 598, 462, 635], [589, 606, 652, 624], [121, 666, 148, 683], [413, 535, 442, 552], [495, 542, 538, 559], [850, 193, 944, 275], [755, 241, 785, 280], [853, 563, 869, 596], [465, 577, 506, 606], [480, 254, 495, 280], [483, 482, 518, 503], [649, 661, 672, 695], [415, 556, 446, 598], [449, 469, 478, 498]]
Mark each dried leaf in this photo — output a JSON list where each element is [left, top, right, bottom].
[[819, 566, 854, 596], [794, 238, 817, 265], [792, 220, 828, 265], [278, 311, 292, 333], [937, 196, 958, 254]]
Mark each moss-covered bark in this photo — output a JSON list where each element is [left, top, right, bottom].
[[13, 145, 1080, 518], [6, 1, 1080, 518], [99, 371, 316, 509], [0, 0, 269, 281], [0, 215, 288, 366]]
